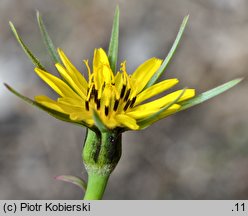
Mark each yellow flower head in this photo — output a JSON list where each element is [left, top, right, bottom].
[[34, 48, 195, 131]]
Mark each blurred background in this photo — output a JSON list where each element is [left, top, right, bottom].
[[0, 0, 247, 199]]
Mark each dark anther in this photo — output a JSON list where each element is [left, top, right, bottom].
[[91, 85, 95, 94], [124, 89, 131, 101], [130, 97, 136, 108], [85, 101, 89, 111], [123, 100, 131, 111], [94, 89, 99, 103], [113, 100, 119, 111], [105, 106, 109, 116], [90, 86, 96, 100], [96, 99, 101, 110], [120, 85, 126, 98]]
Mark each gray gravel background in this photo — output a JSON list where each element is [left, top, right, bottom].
[[0, 0, 247, 199]]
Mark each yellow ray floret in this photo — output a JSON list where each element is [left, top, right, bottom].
[[57, 48, 88, 88], [34, 48, 195, 130]]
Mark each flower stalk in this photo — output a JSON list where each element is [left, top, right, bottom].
[[83, 172, 109, 200]]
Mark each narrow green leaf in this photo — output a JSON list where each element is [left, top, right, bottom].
[[4, 83, 88, 128], [9, 22, 46, 70], [179, 78, 243, 111], [145, 15, 189, 89], [138, 88, 187, 129], [37, 11, 61, 64], [55, 175, 87, 191], [92, 110, 108, 132], [108, 6, 119, 73]]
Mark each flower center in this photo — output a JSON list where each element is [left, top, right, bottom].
[[85, 82, 136, 117]]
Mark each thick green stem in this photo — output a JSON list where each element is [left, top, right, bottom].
[[83, 172, 109, 200]]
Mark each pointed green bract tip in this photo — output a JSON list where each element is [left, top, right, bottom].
[[36, 10, 40, 17], [9, 21, 13, 28], [108, 6, 120, 74], [9, 21, 19, 39], [179, 78, 243, 111], [234, 77, 244, 83], [145, 14, 189, 89], [4, 82, 10, 89], [9, 21, 46, 70], [37, 10, 61, 64]]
